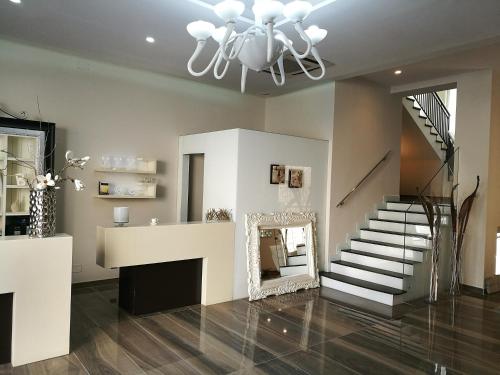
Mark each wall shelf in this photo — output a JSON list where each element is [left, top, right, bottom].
[[95, 168, 155, 175], [6, 185, 29, 189], [6, 212, 29, 216]]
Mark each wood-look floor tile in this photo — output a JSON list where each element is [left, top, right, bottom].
[[138, 313, 254, 374], [0, 354, 87, 375], [70, 306, 146, 375]]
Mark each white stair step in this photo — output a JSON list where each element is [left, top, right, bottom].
[[378, 209, 450, 225], [330, 261, 406, 290], [279, 264, 307, 277], [287, 254, 307, 266], [386, 202, 451, 214], [359, 229, 430, 249], [368, 219, 431, 236], [350, 238, 423, 262], [341, 249, 415, 275], [321, 273, 405, 306]]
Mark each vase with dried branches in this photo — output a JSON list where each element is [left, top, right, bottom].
[[419, 194, 442, 303], [1, 149, 89, 238], [450, 176, 480, 295]]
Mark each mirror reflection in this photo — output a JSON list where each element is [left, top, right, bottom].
[[259, 226, 309, 281]]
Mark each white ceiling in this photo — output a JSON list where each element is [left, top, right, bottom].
[[1, 0, 500, 95]]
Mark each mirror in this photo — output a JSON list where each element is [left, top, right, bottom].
[[246, 212, 319, 300]]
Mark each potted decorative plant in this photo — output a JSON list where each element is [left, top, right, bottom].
[[1, 149, 89, 238]]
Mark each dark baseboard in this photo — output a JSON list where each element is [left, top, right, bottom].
[[461, 283, 486, 296]]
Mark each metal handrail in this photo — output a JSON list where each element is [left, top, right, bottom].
[[336, 150, 391, 208]]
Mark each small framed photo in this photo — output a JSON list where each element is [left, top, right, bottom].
[[288, 169, 303, 188], [270, 164, 286, 185], [98, 181, 110, 195]]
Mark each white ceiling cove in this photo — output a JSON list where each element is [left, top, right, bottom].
[[1, 0, 500, 95]]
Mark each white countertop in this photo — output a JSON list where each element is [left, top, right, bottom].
[[0, 233, 71, 241]]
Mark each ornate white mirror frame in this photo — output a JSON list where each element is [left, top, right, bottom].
[[245, 211, 320, 301]]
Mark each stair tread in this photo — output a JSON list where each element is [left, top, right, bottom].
[[331, 260, 406, 279], [360, 228, 430, 239], [351, 238, 426, 252], [369, 218, 430, 227], [342, 249, 420, 265], [320, 272, 406, 295]]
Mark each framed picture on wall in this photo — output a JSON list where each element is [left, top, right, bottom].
[[270, 164, 285, 184], [288, 169, 303, 188]]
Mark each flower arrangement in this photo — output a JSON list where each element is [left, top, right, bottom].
[[205, 208, 232, 222], [1, 150, 90, 191]]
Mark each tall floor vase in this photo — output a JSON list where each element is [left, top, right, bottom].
[[28, 189, 57, 238]]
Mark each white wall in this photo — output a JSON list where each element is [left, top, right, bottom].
[[178, 129, 329, 299], [177, 130, 239, 221], [235, 129, 329, 298], [0, 40, 265, 283]]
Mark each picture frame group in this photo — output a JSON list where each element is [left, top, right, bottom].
[[270, 164, 304, 188]]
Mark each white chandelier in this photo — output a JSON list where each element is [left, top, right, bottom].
[[186, 0, 328, 93]]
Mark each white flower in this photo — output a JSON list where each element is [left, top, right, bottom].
[[35, 173, 55, 190], [65, 150, 90, 168], [74, 179, 85, 191]]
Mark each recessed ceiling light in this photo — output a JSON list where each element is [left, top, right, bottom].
[[394, 69, 403, 76], [146, 36, 155, 44], [10, 0, 22, 4]]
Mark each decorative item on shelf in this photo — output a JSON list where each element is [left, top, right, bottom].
[[114, 207, 129, 227], [100, 155, 112, 169], [450, 176, 480, 296], [205, 208, 232, 223], [1, 149, 90, 238], [10, 199, 22, 213], [270, 164, 285, 184], [98, 181, 110, 195], [288, 168, 303, 188], [15, 173, 26, 186], [186, 0, 329, 93], [418, 193, 442, 303], [150, 218, 159, 226]]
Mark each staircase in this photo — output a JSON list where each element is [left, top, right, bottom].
[[321, 199, 450, 306]]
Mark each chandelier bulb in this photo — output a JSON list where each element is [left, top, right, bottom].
[[305, 25, 328, 45], [283, 1, 313, 23], [187, 20, 216, 41], [214, 0, 245, 23]]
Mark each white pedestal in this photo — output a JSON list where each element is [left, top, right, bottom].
[[0, 234, 72, 367]]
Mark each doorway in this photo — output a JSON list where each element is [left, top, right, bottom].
[[187, 154, 205, 222]]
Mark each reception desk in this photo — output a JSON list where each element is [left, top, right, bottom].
[[0, 235, 72, 367], [97, 222, 235, 313]]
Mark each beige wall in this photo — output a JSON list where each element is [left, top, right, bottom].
[[454, 70, 493, 288], [329, 78, 401, 261], [400, 107, 442, 196], [0, 40, 265, 283], [485, 70, 500, 279]]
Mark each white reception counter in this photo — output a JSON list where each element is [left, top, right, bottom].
[[0, 234, 72, 367], [96, 221, 235, 306]]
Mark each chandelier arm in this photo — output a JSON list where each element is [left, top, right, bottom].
[[267, 23, 274, 63], [270, 55, 285, 87], [241, 65, 249, 94], [289, 46, 326, 81], [293, 22, 313, 58], [274, 30, 309, 60], [214, 44, 235, 79], [187, 40, 220, 77]]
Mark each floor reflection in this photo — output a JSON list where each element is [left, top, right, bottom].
[[0, 282, 499, 374]]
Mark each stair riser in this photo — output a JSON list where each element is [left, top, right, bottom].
[[341, 251, 414, 275], [351, 240, 423, 262], [360, 230, 430, 249], [386, 202, 451, 214], [368, 220, 431, 235], [321, 276, 396, 306], [280, 265, 307, 277], [287, 256, 307, 266], [330, 263, 405, 290]]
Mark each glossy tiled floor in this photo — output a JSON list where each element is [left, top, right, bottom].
[[1, 281, 500, 374]]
